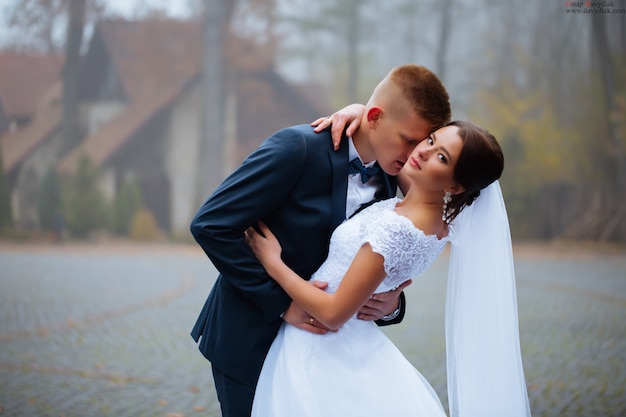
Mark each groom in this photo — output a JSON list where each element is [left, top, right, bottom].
[[190, 64, 451, 417]]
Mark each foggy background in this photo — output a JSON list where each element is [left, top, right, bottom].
[[0, 0, 624, 242], [0, 2, 625, 417]]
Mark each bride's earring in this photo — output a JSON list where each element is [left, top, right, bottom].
[[442, 191, 452, 223]]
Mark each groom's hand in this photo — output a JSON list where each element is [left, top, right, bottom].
[[357, 279, 412, 321], [282, 281, 334, 334]]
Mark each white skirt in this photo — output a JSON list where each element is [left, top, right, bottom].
[[251, 318, 447, 417]]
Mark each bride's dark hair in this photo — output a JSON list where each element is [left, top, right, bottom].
[[443, 121, 504, 223]]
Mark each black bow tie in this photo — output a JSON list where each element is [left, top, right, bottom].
[[348, 158, 380, 183]]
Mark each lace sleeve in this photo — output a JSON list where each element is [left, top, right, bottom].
[[363, 213, 444, 291]]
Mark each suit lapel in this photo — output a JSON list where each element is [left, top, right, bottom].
[[380, 166, 397, 198], [329, 135, 350, 231]]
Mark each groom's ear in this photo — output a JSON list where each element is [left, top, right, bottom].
[[366, 107, 383, 127]]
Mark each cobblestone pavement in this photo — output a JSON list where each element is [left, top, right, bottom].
[[0, 241, 624, 417]]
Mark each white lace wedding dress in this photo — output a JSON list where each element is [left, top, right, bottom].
[[251, 198, 451, 417]]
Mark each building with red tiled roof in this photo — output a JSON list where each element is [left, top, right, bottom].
[[1, 19, 329, 235], [0, 53, 63, 134]]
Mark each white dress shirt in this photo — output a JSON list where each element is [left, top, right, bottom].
[[345, 138, 384, 219]]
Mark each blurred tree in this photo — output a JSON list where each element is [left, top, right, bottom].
[[196, 0, 279, 202], [60, 0, 86, 159], [197, 0, 236, 203], [0, 146, 13, 233], [37, 167, 62, 233], [5, 0, 64, 52], [3, 0, 104, 53], [125, 1, 171, 18], [391, 0, 422, 64], [113, 174, 143, 236], [591, 14, 625, 194], [471, 79, 578, 237], [435, 0, 454, 82], [277, 0, 378, 103], [470, 0, 626, 241], [231, 0, 282, 59], [61, 155, 107, 238], [343, 0, 363, 102], [577, 14, 626, 241]]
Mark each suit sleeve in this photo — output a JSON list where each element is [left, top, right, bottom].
[[190, 128, 307, 321]]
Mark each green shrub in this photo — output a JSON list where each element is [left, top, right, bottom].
[[61, 155, 107, 238], [113, 174, 142, 236], [129, 209, 160, 241]]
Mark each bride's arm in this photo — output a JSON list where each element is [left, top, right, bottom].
[[245, 222, 386, 330]]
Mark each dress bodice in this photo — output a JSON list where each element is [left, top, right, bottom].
[[311, 197, 450, 295]]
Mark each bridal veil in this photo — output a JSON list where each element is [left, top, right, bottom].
[[446, 181, 532, 417]]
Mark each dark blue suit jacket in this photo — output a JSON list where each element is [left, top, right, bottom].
[[190, 124, 398, 386]]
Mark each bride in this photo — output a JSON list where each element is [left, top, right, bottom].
[[245, 121, 531, 416]]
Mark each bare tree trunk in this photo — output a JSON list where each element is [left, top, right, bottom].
[[591, 15, 625, 240], [346, 0, 361, 102], [198, 0, 235, 204], [401, 2, 420, 63], [43, 14, 57, 53], [435, 0, 453, 82], [621, 0, 626, 66], [592, 15, 624, 194], [60, 0, 85, 155]]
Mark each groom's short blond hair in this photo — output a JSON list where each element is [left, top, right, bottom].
[[369, 65, 451, 130]]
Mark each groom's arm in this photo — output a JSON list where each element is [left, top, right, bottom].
[[190, 129, 308, 321]]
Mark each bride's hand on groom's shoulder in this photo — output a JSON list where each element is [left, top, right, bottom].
[[311, 104, 366, 150]]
